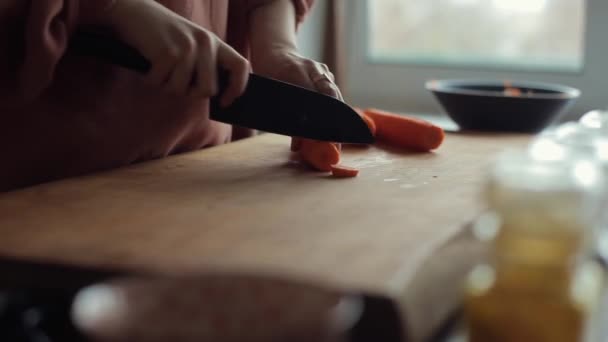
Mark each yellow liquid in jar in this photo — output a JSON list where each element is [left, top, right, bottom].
[[494, 225, 584, 267], [465, 225, 602, 342], [466, 286, 584, 342]]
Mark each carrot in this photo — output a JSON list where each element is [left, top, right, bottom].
[[354, 107, 377, 136], [290, 105, 373, 175], [363, 108, 444, 151], [299, 139, 341, 172], [362, 114, 377, 136], [290, 138, 302, 152], [503, 81, 523, 97], [330, 164, 359, 177]]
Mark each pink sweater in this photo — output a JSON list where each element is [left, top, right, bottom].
[[0, 0, 313, 192]]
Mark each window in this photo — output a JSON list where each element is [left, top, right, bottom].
[[368, 0, 585, 71], [369, 0, 585, 72], [345, 0, 606, 122]]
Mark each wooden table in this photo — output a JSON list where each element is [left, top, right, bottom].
[[0, 132, 530, 341]]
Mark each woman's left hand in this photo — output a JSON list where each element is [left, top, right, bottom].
[[255, 48, 342, 101], [254, 47, 344, 150]]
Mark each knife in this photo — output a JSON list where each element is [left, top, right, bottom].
[[68, 31, 374, 144]]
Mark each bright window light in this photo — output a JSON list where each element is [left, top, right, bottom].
[[450, 0, 480, 6], [369, 0, 586, 72], [492, 0, 548, 13]]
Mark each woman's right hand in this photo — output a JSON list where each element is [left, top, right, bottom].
[[104, 0, 250, 106]]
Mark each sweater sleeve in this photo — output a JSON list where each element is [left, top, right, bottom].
[[291, 0, 314, 25], [243, 0, 314, 26], [19, 0, 116, 100], [226, 0, 315, 57]]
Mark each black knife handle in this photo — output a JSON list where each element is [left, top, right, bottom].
[[69, 30, 229, 92], [70, 31, 152, 74]]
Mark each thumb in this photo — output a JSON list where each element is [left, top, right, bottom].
[[217, 42, 251, 107]]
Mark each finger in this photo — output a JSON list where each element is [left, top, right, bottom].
[[316, 81, 343, 101], [167, 38, 197, 94], [319, 63, 336, 83], [192, 34, 218, 98], [217, 43, 250, 107], [327, 71, 336, 84], [192, 53, 216, 98], [147, 54, 176, 88], [311, 61, 330, 78], [309, 62, 342, 100]]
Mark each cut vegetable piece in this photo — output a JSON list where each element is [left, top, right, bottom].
[[330, 165, 359, 177], [291, 138, 302, 152], [299, 139, 341, 172], [354, 107, 377, 137], [362, 115, 376, 137], [363, 108, 445, 151]]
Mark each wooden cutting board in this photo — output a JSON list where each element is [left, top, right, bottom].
[[0, 132, 530, 340]]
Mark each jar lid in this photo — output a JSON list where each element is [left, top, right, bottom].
[[579, 109, 608, 130], [544, 122, 608, 161], [484, 143, 605, 234]]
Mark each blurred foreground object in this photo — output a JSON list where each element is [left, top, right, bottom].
[[463, 144, 607, 341]]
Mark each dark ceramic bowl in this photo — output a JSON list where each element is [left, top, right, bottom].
[[426, 79, 581, 133]]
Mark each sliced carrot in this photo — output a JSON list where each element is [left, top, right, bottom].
[[290, 137, 302, 152], [330, 164, 359, 177], [362, 114, 377, 137], [299, 139, 340, 172], [363, 108, 445, 151], [289, 105, 371, 175], [354, 107, 377, 137]]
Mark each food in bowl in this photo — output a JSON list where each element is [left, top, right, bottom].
[[426, 79, 580, 133]]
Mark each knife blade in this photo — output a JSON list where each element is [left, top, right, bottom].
[[68, 31, 374, 144]]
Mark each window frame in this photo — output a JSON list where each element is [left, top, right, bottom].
[[344, 0, 608, 121]]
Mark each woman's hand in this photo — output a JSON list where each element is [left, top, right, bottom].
[[255, 48, 343, 101], [248, 0, 342, 101], [255, 47, 344, 151], [248, 0, 345, 148], [104, 0, 250, 105]]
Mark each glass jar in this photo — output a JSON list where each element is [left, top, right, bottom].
[[464, 146, 606, 342], [579, 109, 608, 131], [535, 122, 608, 261]]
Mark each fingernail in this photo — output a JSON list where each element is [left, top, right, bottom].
[[320, 83, 338, 99], [72, 284, 128, 335]]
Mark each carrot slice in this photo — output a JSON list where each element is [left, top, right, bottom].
[[363, 108, 444, 151], [299, 139, 340, 172], [330, 164, 359, 177]]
